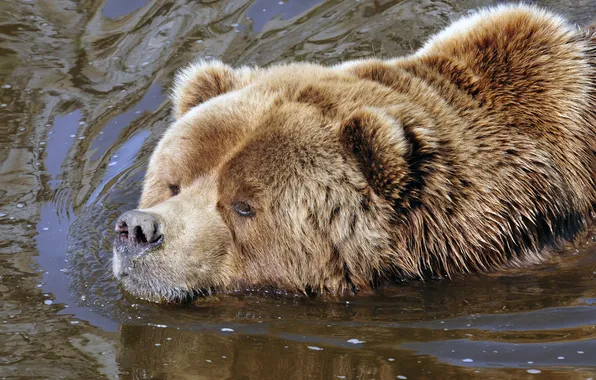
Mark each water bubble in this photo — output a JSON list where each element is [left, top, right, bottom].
[[0, 104, 7, 107], [347, 339, 365, 344], [69, 134, 75, 138], [221, 328, 234, 332], [70, 321, 79, 324], [527, 369, 541, 374], [307, 346, 323, 351], [462, 358, 474, 363], [577, 351, 584, 354], [206, 359, 212, 363], [557, 356, 565, 360], [0, 213, 6, 218], [155, 343, 161, 346], [388, 358, 395, 361], [1, 84, 11, 89], [42, 227, 49, 231], [397, 376, 407, 380], [16, 204, 24, 208], [44, 300, 53, 305]]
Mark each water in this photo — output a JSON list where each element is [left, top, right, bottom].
[[0, 0, 595, 378]]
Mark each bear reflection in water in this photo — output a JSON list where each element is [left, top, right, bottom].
[[112, 4, 596, 303]]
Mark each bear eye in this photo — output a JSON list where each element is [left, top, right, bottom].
[[231, 201, 255, 218], [169, 184, 180, 197]]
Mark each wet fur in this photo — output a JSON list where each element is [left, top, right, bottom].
[[115, 4, 596, 302]]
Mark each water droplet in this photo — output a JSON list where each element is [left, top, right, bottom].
[[155, 343, 161, 346], [2, 84, 11, 89], [462, 358, 474, 363], [42, 227, 49, 231], [16, 204, 24, 208], [527, 369, 541, 374], [44, 300, 52, 305], [307, 346, 323, 351], [70, 321, 79, 324], [221, 328, 234, 332], [388, 358, 395, 361], [397, 376, 407, 380], [557, 356, 565, 360], [577, 351, 584, 354]]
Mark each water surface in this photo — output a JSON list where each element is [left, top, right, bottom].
[[0, 0, 595, 378]]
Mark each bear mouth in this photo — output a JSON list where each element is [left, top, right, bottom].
[[112, 235, 165, 283], [113, 234, 164, 262]]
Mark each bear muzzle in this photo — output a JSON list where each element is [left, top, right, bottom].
[[113, 210, 164, 279]]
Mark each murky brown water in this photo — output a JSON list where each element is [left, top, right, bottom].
[[1, 0, 595, 378]]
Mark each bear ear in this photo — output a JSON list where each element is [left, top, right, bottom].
[[171, 60, 257, 119], [339, 108, 410, 202]]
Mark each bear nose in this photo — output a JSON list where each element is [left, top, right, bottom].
[[115, 210, 163, 246]]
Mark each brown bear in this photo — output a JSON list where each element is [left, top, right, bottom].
[[112, 4, 596, 303]]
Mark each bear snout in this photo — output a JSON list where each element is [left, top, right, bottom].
[[113, 210, 164, 267]]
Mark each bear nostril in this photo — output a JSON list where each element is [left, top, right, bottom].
[[133, 225, 148, 244], [115, 210, 163, 250], [116, 222, 129, 241]]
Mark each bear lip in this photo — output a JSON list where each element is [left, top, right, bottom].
[[113, 234, 164, 261]]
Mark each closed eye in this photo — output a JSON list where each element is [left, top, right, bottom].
[[231, 201, 255, 218], [169, 184, 180, 196]]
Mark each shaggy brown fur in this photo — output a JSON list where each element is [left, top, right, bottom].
[[112, 4, 596, 302]]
